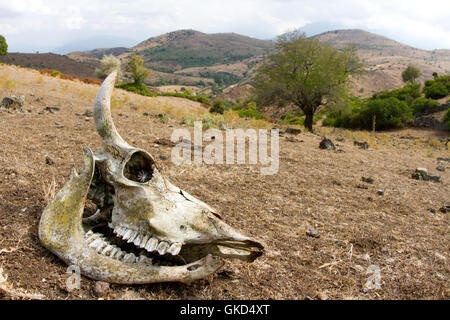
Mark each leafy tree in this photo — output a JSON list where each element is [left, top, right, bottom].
[[0, 35, 7, 56], [402, 65, 421, 84], [126, 55, 150, 86], [254, 32, 362, 131], [95, 54, 122, 80]]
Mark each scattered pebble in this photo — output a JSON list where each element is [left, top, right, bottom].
[[319, 137, 335, 150], [45, 156, 55, 165], [306, 228, 322, 238]]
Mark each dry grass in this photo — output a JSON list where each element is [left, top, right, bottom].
[[0, 64, 448, 300]]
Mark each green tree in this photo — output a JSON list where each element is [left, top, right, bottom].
[[0, 35, 7, 56], [402, 65, 421, 84], [126, 55, 150, 86], [95, 54, 122, 80], [254, 32, 362, 131]]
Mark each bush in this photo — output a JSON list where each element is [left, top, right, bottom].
[[372, 83, 420, 105], [210, 99, 225, 114], [278, 110, 305, 125], [358, 97, 412, 130], [423, 75, 450, 99], [444, 109, 450, 130], [0, 35, 7, 56], [116, 82, 155, 96], [410, 98, 440, 115], [95, 54, 122, 80], [236, 102, 264, 119]]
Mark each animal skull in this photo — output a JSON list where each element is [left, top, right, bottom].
[[38, 71, 264, 284]]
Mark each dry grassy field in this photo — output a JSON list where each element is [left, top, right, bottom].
[[0, 64, 448, 300]]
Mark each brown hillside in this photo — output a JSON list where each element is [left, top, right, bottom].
[[314, 29, 450, 97], [0, 53, 97, 79]]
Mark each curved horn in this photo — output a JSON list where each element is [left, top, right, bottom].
[[93, 71, 130, 153]]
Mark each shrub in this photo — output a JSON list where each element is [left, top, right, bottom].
[[410, 98, 439, 115], [278, 110, 305, 125], [0, 35, 7, 56], [236, 102, 264, 120], [444, 109, 450, 130], [358, 97, 412, 130], [95, 54, 122, 80], [210, 99, 225, 114], [423, 75, 450, 99], [372, 83, 420, 105], [51, 70, 63, 78], [116, 82, 155, 96]]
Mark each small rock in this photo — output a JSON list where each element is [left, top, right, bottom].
[[354, 141, 369, 149], [416, 167, 428, 175], [159, 154, 168, 161], [93, 281, 110, 297], [427, 174, 441, 183], [286, 127, 302, 135], [436, 165, 445, 172], [362, 177, 374, 184], [219, 123, 228, 131], [439, 205, 450, 213], [377, 190, 384, 196], [44, 107, 60, 114], [336, 137, 345, 142], [306, 228, 321, 238], [1, 95, 25, 111], [84, 109, 94, 117], [45, 156, 55, 165], [319, 137, 335, 150], [429, 208, 436, 213]]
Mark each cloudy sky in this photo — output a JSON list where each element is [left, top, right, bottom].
[[1, 0, 449, 53]]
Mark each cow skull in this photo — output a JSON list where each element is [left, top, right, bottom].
[[38, 71, 264, 284]]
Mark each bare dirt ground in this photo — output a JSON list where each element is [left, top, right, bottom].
[[0, 65, 449, 300]]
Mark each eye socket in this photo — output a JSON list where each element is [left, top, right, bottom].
[[123, 151, 154, 183]]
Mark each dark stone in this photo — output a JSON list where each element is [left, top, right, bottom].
[[44, 107, 60, 114], [159, 154, 168, 161], [286, 127, 302, 135], [429, 208, 436, 213], [377, 190, 384, 196], [362, 177, 374, 184], [1, 95, 25, 111], [436, 165, 445, 172], [354, 141, 369, 149], [439, 206, 450, 213], [84, 109, 94, 117], [319, 138, 335, 150]]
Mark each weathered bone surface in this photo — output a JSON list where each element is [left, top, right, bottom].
[[38, 71, 264, 284]]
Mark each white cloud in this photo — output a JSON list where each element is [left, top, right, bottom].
[[0, 0, 449, 51]]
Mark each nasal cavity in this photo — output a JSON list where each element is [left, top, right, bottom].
[[123, 151, 154, 183]]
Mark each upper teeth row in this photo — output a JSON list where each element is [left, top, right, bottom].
[[109, 223, 182, 256], [84, 230, 153, 265]]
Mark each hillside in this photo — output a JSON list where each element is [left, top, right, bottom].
[[314, 29, 450, 97], [0, 64, 449, 300], [0, 53, 98, 79]]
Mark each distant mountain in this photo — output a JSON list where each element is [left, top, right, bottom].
[[128, 29, 274, 72], [52, 36, 137, 55]]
